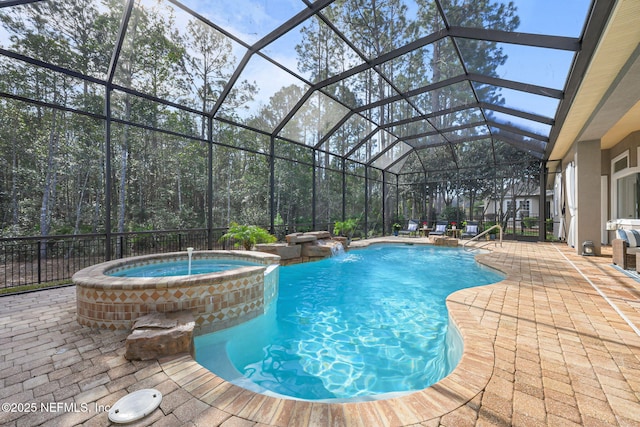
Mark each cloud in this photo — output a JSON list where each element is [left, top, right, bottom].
[[181, 0, 304, 45]]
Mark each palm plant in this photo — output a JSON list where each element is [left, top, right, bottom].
[[220, 222, 277, 250]]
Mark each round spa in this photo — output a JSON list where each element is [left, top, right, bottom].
[[72, 250, 280, 331]]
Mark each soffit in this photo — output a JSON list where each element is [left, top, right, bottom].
[[601, 100, 640, 147], [550, 0, 640, 159]]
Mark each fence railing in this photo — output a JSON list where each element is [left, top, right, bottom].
[[0, 229, 225, 290]]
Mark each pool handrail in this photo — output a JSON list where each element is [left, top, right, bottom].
[[463, 224, 503, 251]]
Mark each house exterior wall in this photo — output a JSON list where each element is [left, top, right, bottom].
[[605, 131, 640, 242], [562, 130, 640, 248]]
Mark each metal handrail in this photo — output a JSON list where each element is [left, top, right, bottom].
[[463, 224, 503, 251]]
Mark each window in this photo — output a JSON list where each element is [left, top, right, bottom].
[[616, 173, 640, 219], [614, 156, 628, 173], [519, 200, 530, 218], [506, 201, 514, 218]]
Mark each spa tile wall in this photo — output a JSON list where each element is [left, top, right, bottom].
[[76, 268, 265, 331]]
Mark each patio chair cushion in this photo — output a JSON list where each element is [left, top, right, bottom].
[[616, 229, 640, 247], [434, 224, 446, 233], [408, 222, 418, 231], [466, 225, 478, 234]]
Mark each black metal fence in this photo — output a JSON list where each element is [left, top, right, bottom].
[[0, 229, 223, 290]]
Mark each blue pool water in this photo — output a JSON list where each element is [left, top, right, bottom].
[[194, 245, 503, 401], [108, 259, 259, 277]]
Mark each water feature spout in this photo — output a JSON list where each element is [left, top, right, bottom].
[[330, 241, 345, 257], [187, 247, 194, 275]]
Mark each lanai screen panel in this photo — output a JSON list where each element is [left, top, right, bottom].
[[0, 0, 597, 175], [279, 90, 350, 146], [178, 0, 308, 45], [409, 80, 478, 117], [260, 13, 364, 84], [384, 99, 425, 127], [386, 118, 437, 140], [219, 54, 311, 130], [112, 0, 248, 112], [320, 113, 377, 156], [376, 38, 466, 93], [0, 1, 120, 80]]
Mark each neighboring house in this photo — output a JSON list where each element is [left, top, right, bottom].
[[481, 183, 551, 229]]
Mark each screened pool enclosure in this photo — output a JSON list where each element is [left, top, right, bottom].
[[0, 0, 614, 286]]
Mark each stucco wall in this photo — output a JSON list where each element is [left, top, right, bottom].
[[563, 130, 640, 246], [608, 131, 640, 170]]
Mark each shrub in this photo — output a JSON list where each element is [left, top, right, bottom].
[[438, 206, 465, 224], [333, 218, 358, 238], [220, 222, 277, 250], [522, 217, 538, 228]]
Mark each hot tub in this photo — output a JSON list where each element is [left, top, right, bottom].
[[72, 250, 280, 332]]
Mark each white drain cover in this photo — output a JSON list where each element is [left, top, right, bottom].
[[108, 388, 162, 424]]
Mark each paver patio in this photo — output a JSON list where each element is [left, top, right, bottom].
[[0, 240, 639, 426]]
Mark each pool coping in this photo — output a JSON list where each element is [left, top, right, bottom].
[[157, 238, 501, 425]]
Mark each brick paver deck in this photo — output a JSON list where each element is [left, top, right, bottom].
[[1, 241, 639, 426]]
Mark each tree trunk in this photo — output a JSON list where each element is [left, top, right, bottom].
[[177, 170, 182, 213], [40, 109, 59, 258], [11, 129, 19, 227], [118, 126, 128, 257], [226, 155, 232, 225], [73, 169, 90, 234]]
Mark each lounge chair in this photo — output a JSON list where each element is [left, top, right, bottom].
[[398, 220, 419, 237], [613, 229, 640, 270], [429, 221, 448, 237], [462, 221, 480, 239]]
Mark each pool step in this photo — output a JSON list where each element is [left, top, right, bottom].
[[125, 311, 195, 361]]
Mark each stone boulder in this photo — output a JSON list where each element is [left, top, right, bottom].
[[257, 230, 348, 264], [301, 238, 343, 257], [255, 243, 301, 260], [305, 231, 332, 240], [332, 236, 348, 251], [286, 233, 317, 244], [125, 311, 194, 361]]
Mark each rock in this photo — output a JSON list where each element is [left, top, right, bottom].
[[125, 311, 195, 361], [301, 241, 332, 257], [256, 243, 301, 260], [259, 231, 348, 264], [305, 231, 331, 240], [332, 236, 348, 250], [445, 238, 459, 247], [432, 237, 458, 247], [132, 312, 177, 329], [286, 234, 317, 244]]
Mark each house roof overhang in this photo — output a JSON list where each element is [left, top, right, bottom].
[[549, 0, 640, 162]]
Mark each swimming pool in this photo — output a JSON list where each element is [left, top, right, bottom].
[[194, 244, 503, 401], [107, 259, 260, 277]]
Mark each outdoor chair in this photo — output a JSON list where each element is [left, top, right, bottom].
[[398, 220, 419, 237], [428, 221, 448, 237], [612, 229, 640, 270], [462, 221, 480, 239]]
